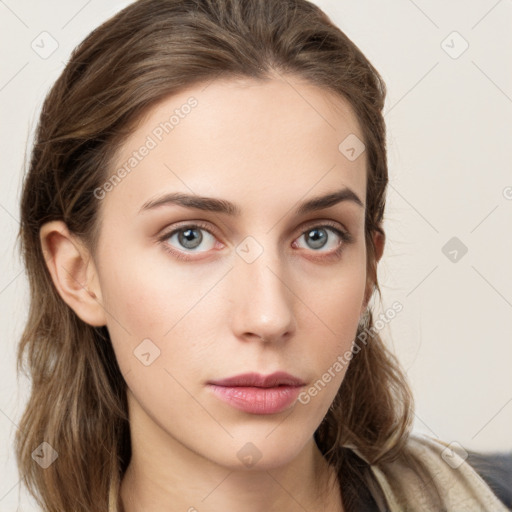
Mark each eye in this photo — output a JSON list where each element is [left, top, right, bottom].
[[293, 223, 352, 255], [158, 222, 219, 259], [158, 221, 353, 261]]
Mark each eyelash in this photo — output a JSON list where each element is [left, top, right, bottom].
[[157, 221, 354, 262]]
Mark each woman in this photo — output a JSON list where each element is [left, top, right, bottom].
[[15, 0, 508, 510]]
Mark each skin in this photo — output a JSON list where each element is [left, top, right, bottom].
[[40, 74, 384, 512]]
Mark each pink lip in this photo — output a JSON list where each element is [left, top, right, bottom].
[[207, 372, 305, 415], [208, 371, 305, 388]]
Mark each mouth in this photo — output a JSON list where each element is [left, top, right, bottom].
[[207, 371, 306, 388], [206, 371, 306, 414]]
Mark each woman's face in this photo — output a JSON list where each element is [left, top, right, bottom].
[[92, 75, 373, 470]]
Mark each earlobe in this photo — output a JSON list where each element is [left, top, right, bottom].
[[39, 220, 107, 327]]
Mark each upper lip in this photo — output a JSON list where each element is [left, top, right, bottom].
[[208, 371, 305, 388]]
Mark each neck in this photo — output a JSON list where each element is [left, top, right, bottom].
[[119, 394, 343, 512]]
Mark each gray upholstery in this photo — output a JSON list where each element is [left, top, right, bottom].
[[466, 450, 512, 510]]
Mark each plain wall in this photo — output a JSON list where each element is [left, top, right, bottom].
[[1, 0, 511, 508]]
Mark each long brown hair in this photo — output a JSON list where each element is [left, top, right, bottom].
[[15, 0, 439, 510]]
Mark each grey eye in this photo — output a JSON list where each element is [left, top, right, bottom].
[[166, 227, 216, 252], [304, 228, 328, 249], [296, 227, 343, 252]]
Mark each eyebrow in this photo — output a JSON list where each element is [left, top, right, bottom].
[[139, 187, 364, 216]]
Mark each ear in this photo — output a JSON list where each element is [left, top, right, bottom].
[[373, 228, 385, 263], [39, 220, 107, 327], [361, 229, 385, 314]]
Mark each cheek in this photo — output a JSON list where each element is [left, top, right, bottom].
[[96, 242, 223, 377], [301, 250, 367, 337], [299, 258, 367, 385]]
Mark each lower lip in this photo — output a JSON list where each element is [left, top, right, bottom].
[[207, 384, 302, 414]]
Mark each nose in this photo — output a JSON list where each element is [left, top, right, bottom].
[[230, 242, 296, 344]]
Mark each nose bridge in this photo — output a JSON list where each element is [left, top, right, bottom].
[[231, 235, 295, 341]]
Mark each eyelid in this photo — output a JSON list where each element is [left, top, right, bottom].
[[298, 218, 348, 234], [157, 218, 350, 241], [157, 220, 221, 249], [158, 220, 218, 239]]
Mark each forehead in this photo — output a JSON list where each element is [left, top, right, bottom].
[[102, 75, 367, 219]]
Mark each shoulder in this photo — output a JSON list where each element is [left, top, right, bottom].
[[368, 431, 509, 512]]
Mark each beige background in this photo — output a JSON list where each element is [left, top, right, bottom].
[[1, 0, 511, 508]]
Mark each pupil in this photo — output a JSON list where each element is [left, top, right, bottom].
[[180, 228, 202, 249], [308, 228, 326, 249]]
